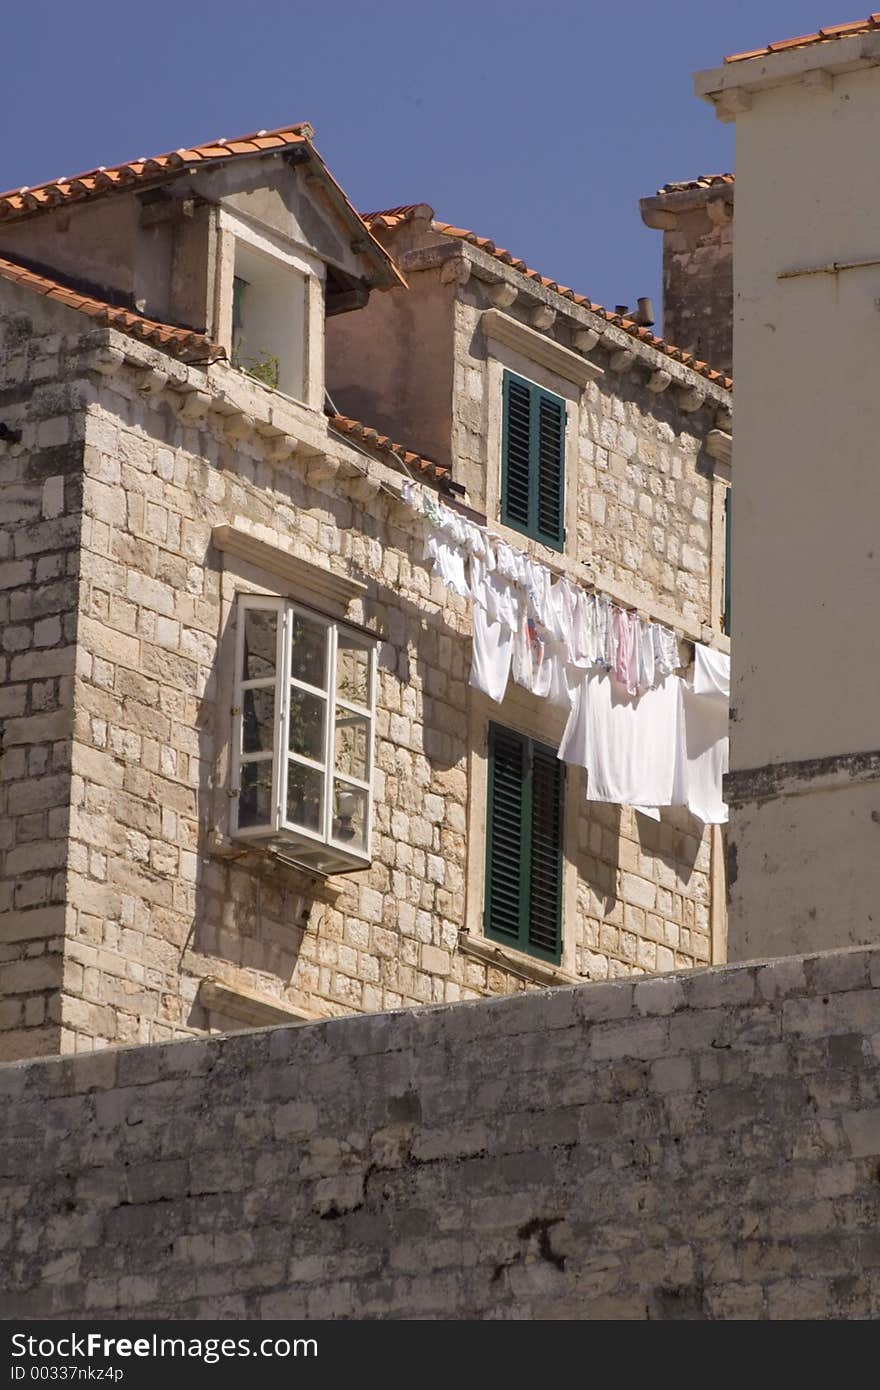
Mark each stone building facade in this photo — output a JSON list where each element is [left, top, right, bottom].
[[0, 126, 732, 1062]]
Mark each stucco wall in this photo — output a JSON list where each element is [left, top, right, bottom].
[[5, 944, 880, 1320], [722, 60, 880, 959]]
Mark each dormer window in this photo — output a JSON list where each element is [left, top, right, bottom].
[[229, 238, 308, 401]]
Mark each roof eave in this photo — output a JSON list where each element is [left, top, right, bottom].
[[695, 29, 880, 118]]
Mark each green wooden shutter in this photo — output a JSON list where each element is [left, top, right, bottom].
[[723, 487, 731, 635], [501, 372, 565, 550], [527, 742, 564, 958], [501, 373, 532, 530], [535, 390, 565, 548], [485, 726, 526, 947], [485, 724, 563, 964]]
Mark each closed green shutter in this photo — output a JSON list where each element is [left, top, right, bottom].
[[528, 742, 564, 957], [536, 392, 565, 547], [501, 371, 565, 551], [485, 724, 564, 964], [501, 373, 532, 530]]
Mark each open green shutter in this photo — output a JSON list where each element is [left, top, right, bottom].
[[535, 391, 565, 549], [527, 743, 564, 961], [485, 725, 563, 963], [486, 726, 526, 945], [502, 373, 532, 530]]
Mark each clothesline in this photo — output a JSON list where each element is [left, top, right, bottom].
[[402, 480, 730, 826]]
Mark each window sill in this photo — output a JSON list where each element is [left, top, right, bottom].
[[458, 930, 580, 989], [198, 976, 320, 1029]]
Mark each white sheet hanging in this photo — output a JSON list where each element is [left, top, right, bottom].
[[693, 643, 730, 701], [559, 671, 680, 808], [674, 683, 729, 825], [470, 604, 514, 704]]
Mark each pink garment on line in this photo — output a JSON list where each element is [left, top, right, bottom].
[[613, 607, 639, 696]]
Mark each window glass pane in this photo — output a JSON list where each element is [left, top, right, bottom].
[[332, 780, 368, 851], [242, 608, 276, 681], [336, 636, 371, 707], [290, 613, 327, 689], [239, 760, 273, 828], [334, 707, 370, 782], [288, 689, 325, 762], [242, 688, 275, 755], [286, 761, 323, 833]]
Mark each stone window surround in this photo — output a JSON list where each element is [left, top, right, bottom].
[[481, 312, 586, 565], [209, 520, 378, 870], [464, 685, 581, 981], [216, 207, 327, 414]]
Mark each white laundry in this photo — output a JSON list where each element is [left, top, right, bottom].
[[512, 610, 554, 699], [653, 624, 679, 675], [693, 643, 730, 701], [469, 554, 520, 630], [674, 683, 729, 825], [558, 672, 680, 808], [571, 591, 598, 669], [470, 603, 514, 704], [424, 528, 469, 599], [638, 619, 656, 693]]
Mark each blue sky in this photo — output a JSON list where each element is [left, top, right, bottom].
[[1, 2, 839, 330]]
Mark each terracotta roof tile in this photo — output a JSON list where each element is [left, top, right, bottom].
[[0, 255, 225, 363], [328, 412, 449, 480], [0, 123, 405, 293], [655, 173, 735, 195], [0, 123, 315, 221], [725, 13, 880, 63], [363, 207, 732, 390]]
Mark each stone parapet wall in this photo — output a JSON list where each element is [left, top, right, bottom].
[[4, 945, 880, 1320]]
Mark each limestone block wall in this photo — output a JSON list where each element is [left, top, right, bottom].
[[1, 299, 721, 1063], [0, 291, 88, 1061], [60, 358, 713, 1054], [5, 945, 880, 1320]]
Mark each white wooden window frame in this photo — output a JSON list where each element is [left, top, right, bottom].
[[231, 594, 377, 874]]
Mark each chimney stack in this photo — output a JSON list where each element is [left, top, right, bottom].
[[639, 175, 734, 374]]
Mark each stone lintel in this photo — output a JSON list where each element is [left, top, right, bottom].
[[211, 521, 368, 608], [481, 307, 603, 387]]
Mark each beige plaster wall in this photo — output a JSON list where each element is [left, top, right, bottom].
[[722, 62, 880, 958]]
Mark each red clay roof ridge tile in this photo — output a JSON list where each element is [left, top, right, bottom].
[[725, 13, 880, 63], [0, 254, 225, 363], [0, 123, 315, 219], [328, 411, 449, 480]]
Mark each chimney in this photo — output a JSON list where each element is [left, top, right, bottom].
[[639, 175, 734, 375]]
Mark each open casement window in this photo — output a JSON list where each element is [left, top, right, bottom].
[[484, 724, 564, 964], [231, 243, 306, 399], [501, 370, 566, 550], [231, 596, 377, 875]]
